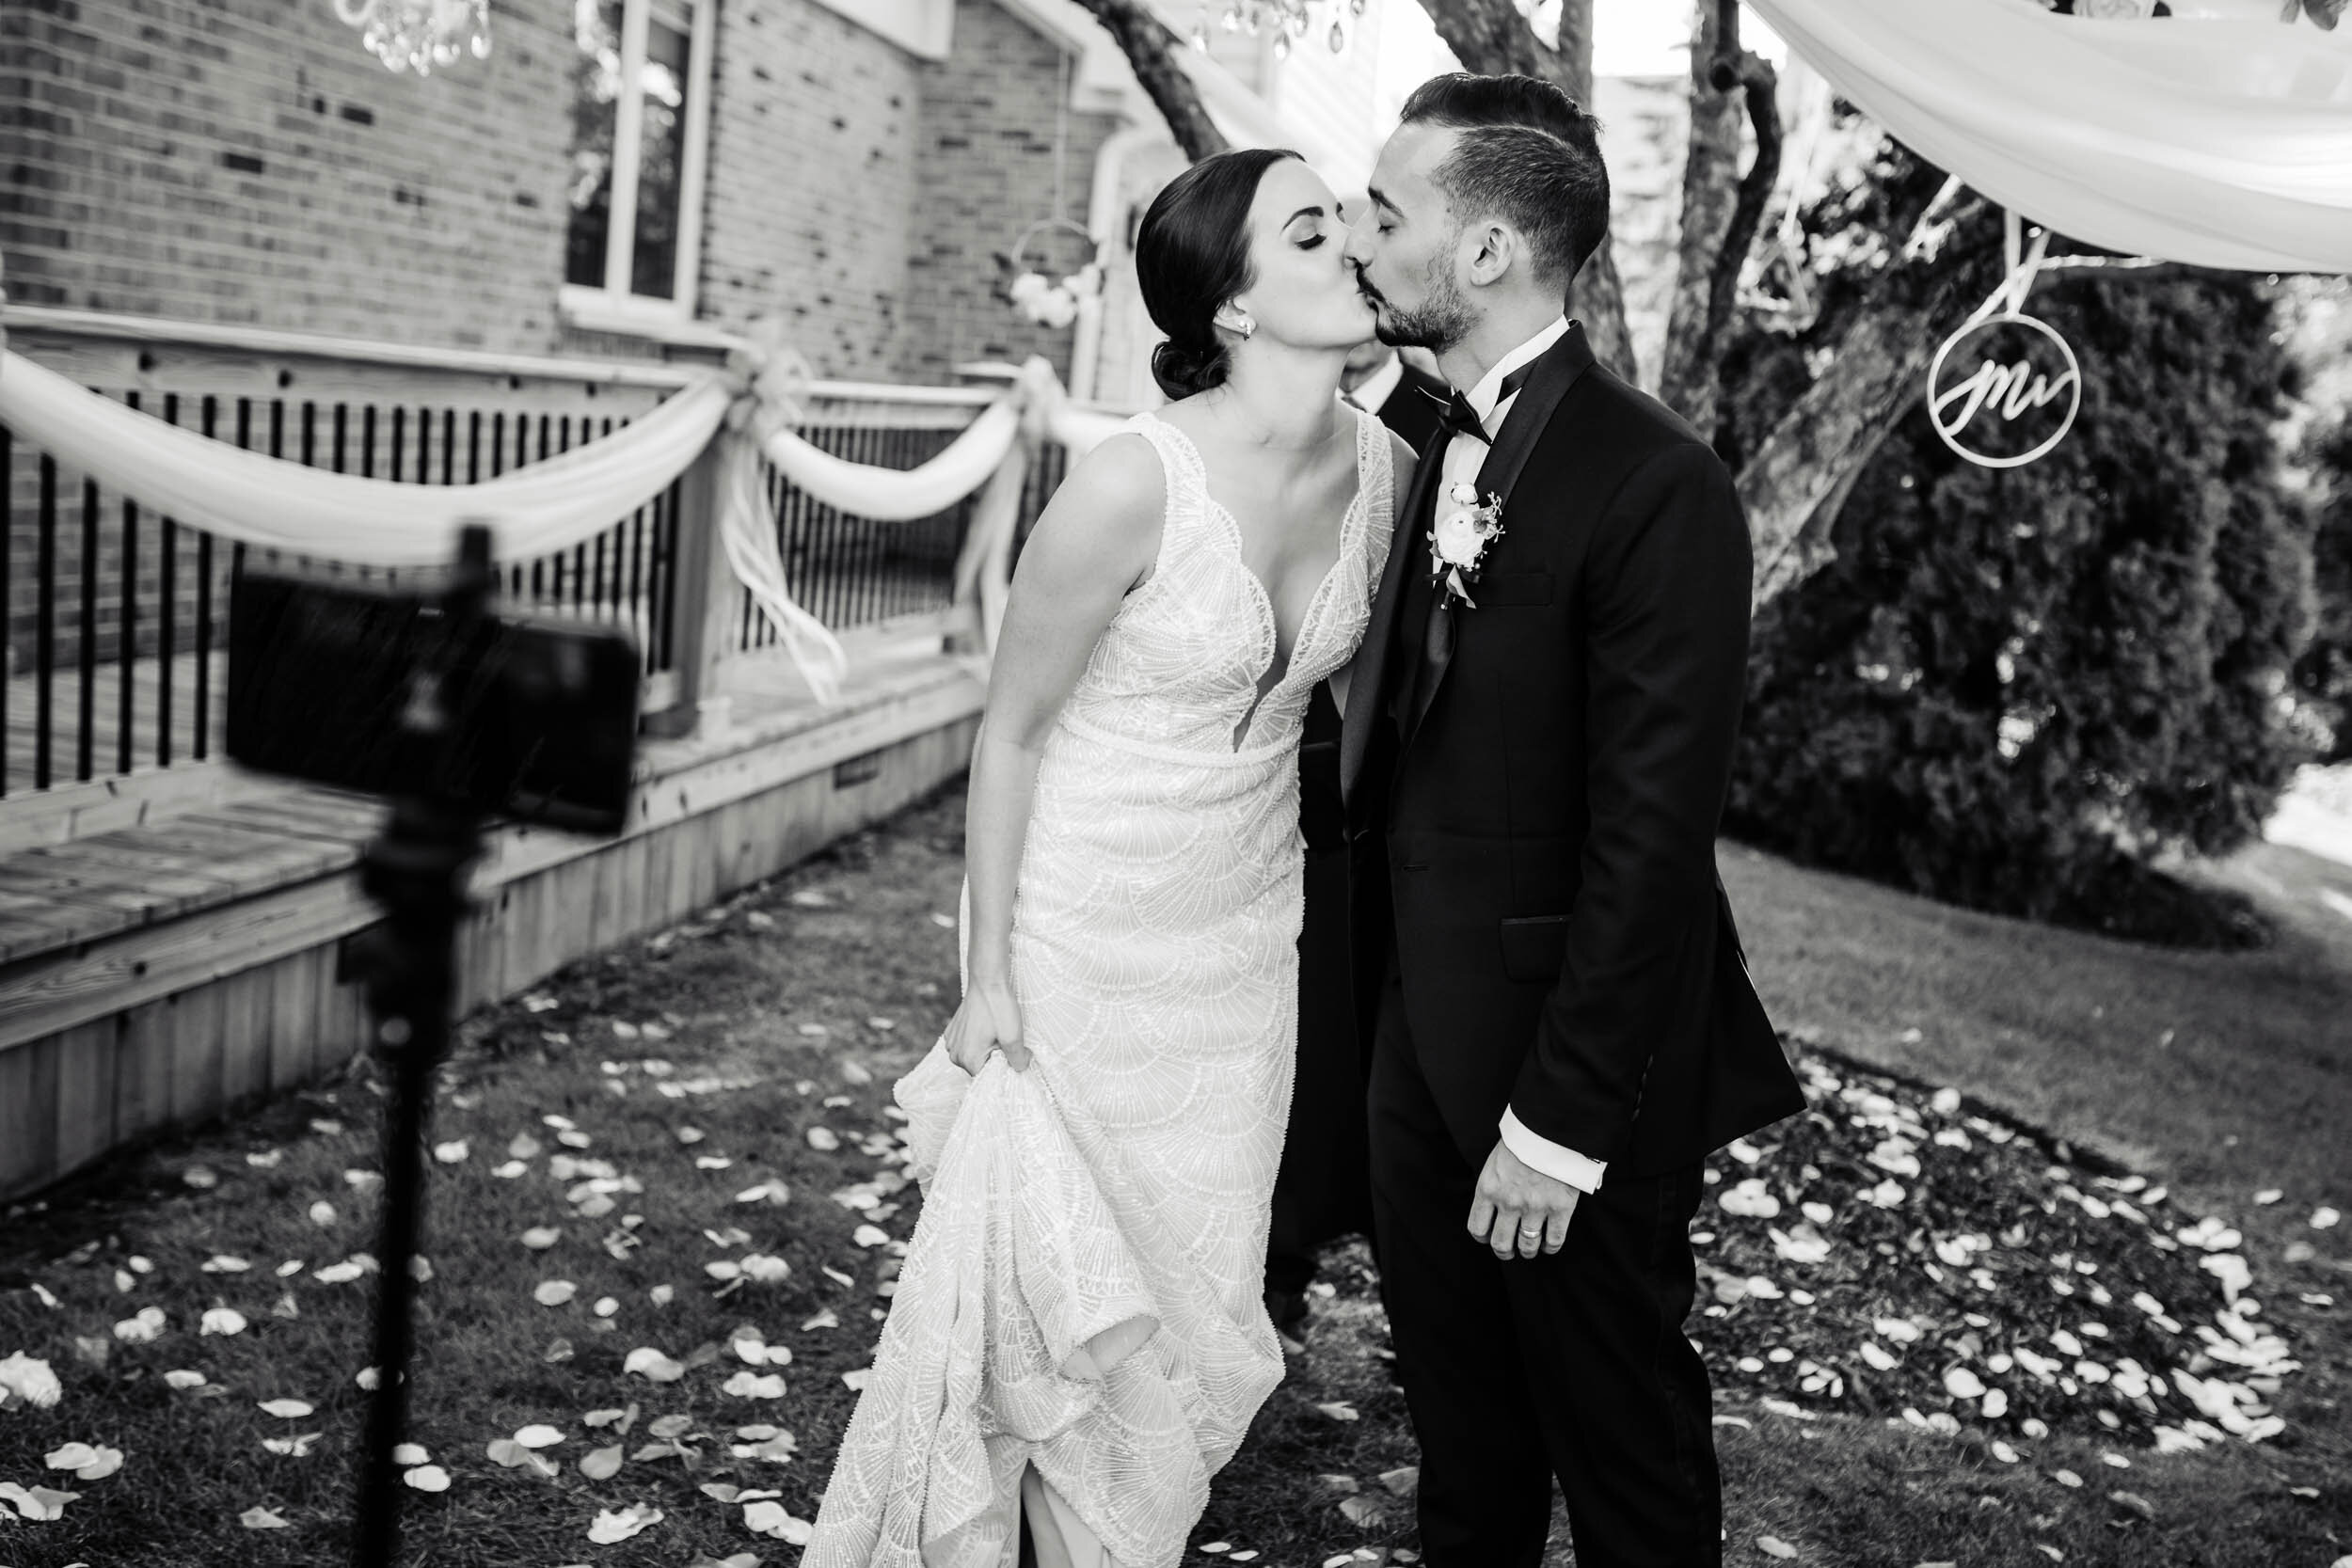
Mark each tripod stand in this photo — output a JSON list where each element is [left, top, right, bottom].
[[344, 526, 491, 1568]]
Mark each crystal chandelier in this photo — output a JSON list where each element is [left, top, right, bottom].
[[333, 0, 492, 74], [1191, 0, 1371, 59]]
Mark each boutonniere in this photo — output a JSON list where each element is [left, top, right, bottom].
[[1429, 482, 1505, 609]]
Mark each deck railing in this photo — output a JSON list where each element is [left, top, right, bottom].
[[1, 309, 1066, 812]]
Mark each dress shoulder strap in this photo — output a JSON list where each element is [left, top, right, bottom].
[[1125, 410, 1211, 543], [1353, 403, 1394, 531]]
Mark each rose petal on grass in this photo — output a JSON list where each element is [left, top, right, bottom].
[[723, 1370, 787, 1400], [624, 1347, 687, 1383], [1315, 1402, 1360, 1421], [200, 1307, 248, 1337], [587, 1503, 662, 1544], [513, 1424, 564, 1449], [1757, 1540, 1798, 1560], [239, 1505, 290, 1528], [403, 1465, 451, 1492], [580, 1444, 626, 1481], [534, 1280, 579, 1307], [258, 1399, 314, 1419]]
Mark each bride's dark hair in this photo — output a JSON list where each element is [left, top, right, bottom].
[[1136, 147, 1302, 401]]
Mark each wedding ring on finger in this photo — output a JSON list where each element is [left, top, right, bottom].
[[1517, 1220, 1542, 1258]]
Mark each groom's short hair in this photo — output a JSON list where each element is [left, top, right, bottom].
[[1397, 72, 1610, 291]]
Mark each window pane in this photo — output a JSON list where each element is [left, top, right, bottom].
[[564, 0, 624, 290], [629, 10, 691, 300]]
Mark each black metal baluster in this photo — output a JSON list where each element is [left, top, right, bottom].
[[652, 463, 675, 671], [627, 489, 648, 660], [0, 427, 10, 797], [197, 397, 233, 761], [76, 469, 100, 782], [34, 456, 56, 789], [119, 393, 139, 776], [158, 395, 180, 769]]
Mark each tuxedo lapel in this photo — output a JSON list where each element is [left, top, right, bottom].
[[1476, 321, 1595, 506], [1340, 434, 1446, 809], [1403, 324, 1598, 746]]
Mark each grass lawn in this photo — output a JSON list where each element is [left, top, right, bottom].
[[1, 784, 2344, 1567]]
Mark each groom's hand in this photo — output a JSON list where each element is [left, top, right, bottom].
[[1469, 1140, 1579, 1260]]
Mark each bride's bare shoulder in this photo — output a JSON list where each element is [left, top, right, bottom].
[[1047, 429, 1165, 530], [1023, 429, 1168, 588]]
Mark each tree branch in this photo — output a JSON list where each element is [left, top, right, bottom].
[[1685, 52, 1780, 432], [1661, 0, 1780, 438], [1066, 0, 1227, 164]]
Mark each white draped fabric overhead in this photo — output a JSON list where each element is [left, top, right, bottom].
[[1744, 0, 2352, 273]]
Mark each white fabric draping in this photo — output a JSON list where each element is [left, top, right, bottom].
[[0, 328, 1132, 704], [756, 402, 1021, 521], [1744, 0, 2352, 273], [0, 348, 734, 566]]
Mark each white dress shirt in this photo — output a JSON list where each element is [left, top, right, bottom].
[[1431, 314, 1610, 1197]]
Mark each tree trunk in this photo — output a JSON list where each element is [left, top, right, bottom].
[[1415, 0, 1637, 381], [1740, 299, 1939, 609], [1660, 0, 1785, 443], [1067, 0, 1227, 163]]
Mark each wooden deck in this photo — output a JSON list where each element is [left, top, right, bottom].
[[0, 624, 986, 1202]]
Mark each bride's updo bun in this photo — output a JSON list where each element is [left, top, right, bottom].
[[1136, 147, 1301, 402]]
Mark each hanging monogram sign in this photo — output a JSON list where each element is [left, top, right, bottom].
[[1924, 212, 2085, 469]]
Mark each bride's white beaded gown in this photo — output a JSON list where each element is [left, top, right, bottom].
[[805, 402, 1394, 1568]]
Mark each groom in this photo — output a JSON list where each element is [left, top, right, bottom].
[[1339, 74, 1806, 1568]]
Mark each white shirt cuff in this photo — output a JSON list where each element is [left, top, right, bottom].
[[1500, 1107, 1607, 1194]]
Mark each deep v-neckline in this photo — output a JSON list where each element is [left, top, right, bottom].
[[1143, 409, 1370, 752]]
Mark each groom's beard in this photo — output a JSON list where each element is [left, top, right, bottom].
[[1363, 261, 1473, 356]]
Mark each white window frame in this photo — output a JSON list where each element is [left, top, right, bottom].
[[805, 0, 953, 60], [559, 0, 719, 336]]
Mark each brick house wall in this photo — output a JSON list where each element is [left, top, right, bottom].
[[693, 0, 924, 378], [0, 0, 576, 352], [0, 0, 932, 375], [899, 0, 1117, 386]]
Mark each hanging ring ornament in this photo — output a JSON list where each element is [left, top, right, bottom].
[[1926, 311, 2082, 470], [1923, 208, 2082, 469], [1003, 217, 1102, 330]]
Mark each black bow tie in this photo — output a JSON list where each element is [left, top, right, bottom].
[[1423, 362, 1535, 445]]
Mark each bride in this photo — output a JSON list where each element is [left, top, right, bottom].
[[805, 147, 1412, 1568]]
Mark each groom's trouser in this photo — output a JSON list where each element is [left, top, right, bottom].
[[1367, 971, 1722, 1568]]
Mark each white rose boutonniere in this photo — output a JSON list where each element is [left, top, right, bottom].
[[1429, 481, 1505, 609]]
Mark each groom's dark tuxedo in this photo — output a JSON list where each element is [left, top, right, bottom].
[[1340, 321, 1805, 1568]]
